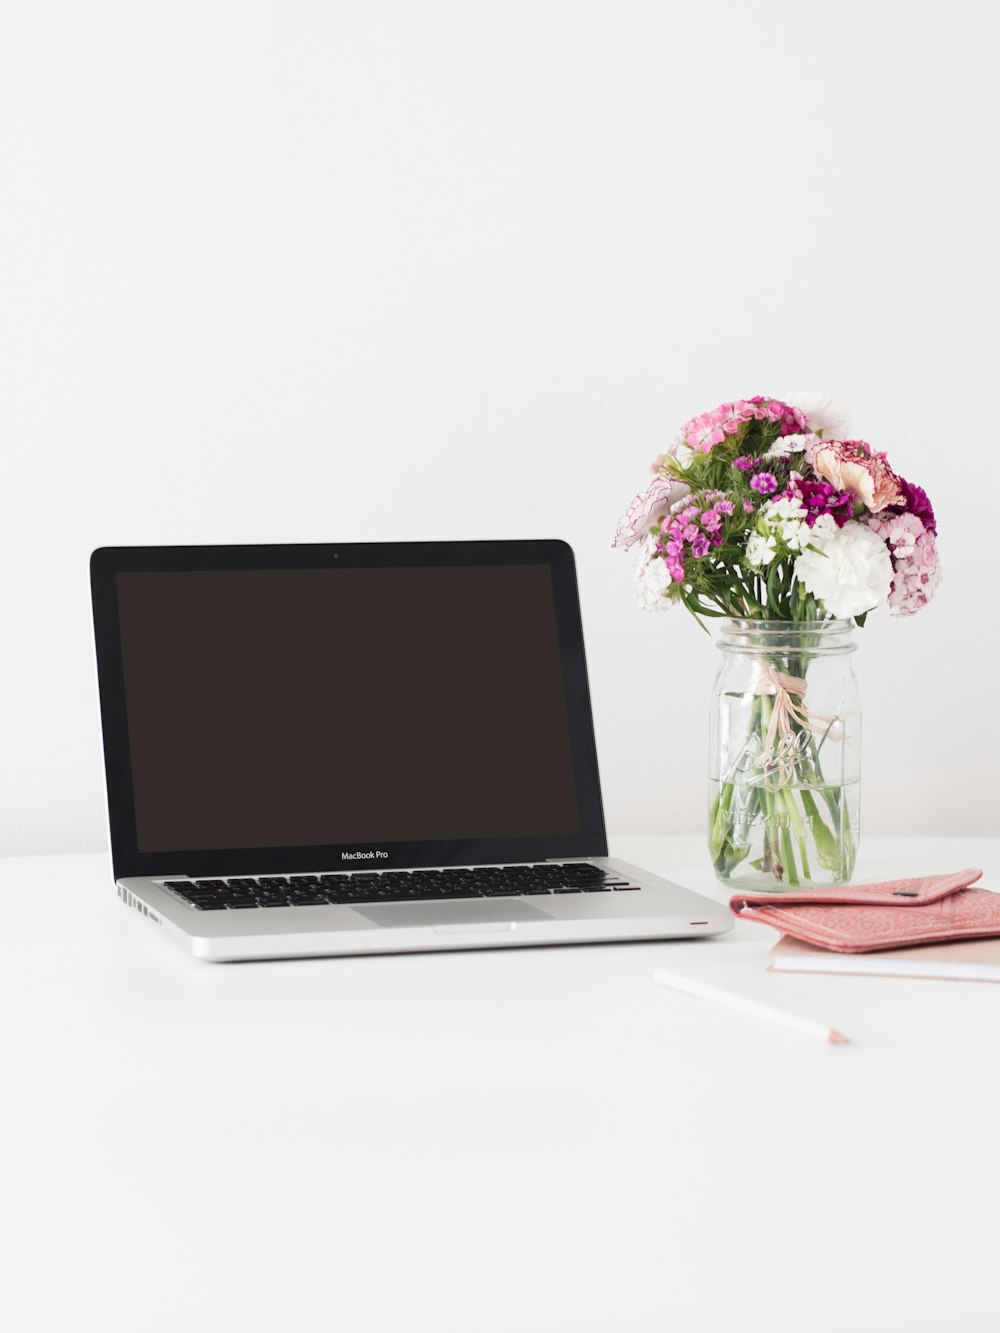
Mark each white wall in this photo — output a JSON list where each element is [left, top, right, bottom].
[[1, 0, 996, 855]]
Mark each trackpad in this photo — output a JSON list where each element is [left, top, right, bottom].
[[354, 899, 551, 930]]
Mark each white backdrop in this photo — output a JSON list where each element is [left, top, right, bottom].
[[1, 0, 996, 855]]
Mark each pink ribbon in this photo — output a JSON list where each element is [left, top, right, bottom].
[[752, 661, 842, 789]]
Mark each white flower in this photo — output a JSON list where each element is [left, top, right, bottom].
[[793, 520, 893, 618], [810, 514, 839, 541], [759, 495, 809, 551], [766, 431, 821, 462], [613, 475, 689, 549], [764, 496, 806, 523], [745, 532, 778, 568], [786, 391, 850, 442], [633, 536, 672, 611]]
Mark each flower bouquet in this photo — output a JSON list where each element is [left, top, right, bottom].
[[613, 394, 941, 888]]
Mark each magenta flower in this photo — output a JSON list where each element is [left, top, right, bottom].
[[896, 477, 937, 534], [788, 478, 855, 527], [750, 472, 778, 495]]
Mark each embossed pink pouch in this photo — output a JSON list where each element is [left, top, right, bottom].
[[729, 870, 1000, 953]]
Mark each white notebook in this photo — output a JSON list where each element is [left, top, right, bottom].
[[769, 933, 1000, 982]]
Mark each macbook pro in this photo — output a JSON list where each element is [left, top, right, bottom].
[[90, 540, 731, 960]]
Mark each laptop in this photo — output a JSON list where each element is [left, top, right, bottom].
[[90, 540, 731, 961]]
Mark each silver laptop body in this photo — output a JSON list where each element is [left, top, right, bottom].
[[91, 540, 731, 961]]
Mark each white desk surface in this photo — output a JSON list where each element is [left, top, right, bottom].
[[1, 835, 997, 1333]]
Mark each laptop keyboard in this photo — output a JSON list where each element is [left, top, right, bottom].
[[161, 863, 640, 910]]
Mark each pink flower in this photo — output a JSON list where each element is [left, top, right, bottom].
[[700, 508, 723, 533], [866, 513, 943, 616], [691, 534, 710, 559], [813, 440, 904, 514], [871, 512, 924, 560], [675, 395, 807, 455], [613, 475, 690, 549]]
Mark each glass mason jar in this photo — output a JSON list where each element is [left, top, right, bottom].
[[709, 620, 860, 890]]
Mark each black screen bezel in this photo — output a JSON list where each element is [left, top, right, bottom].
[[90, 540, 608, 879]]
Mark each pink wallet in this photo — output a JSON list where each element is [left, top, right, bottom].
[[729, 869, 1000, 953]]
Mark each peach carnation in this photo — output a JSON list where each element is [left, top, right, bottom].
[[813, 440, 904, 514]]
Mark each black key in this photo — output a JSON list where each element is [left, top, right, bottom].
[[289, 897, 329, 907], [520, 886, 554, 895], [191, 901, 228, 910], [612, 884, 640, 891], [227, 900, 260, 909], [257, 898, 292, 908], [194, 879, 228, 890]]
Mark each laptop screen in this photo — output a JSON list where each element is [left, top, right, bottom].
[[114, 563, 581, 855]]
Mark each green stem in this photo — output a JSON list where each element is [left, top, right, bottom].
[[778, 787, 812, 881], [780, 824, 800, 887]]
